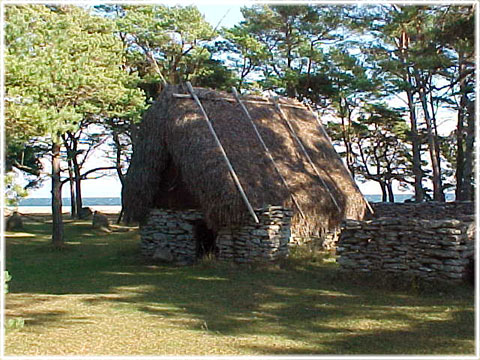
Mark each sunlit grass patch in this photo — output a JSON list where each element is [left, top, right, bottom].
[[4, 231, 37, 238]]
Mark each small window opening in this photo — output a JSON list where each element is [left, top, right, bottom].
[[193, 220, 216, 259]]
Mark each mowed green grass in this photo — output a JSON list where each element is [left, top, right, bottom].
[[5, 214, 475, 356]]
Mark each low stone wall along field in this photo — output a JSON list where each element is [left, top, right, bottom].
[[368, 201, 474, 220], [337, 202, 475, 281]]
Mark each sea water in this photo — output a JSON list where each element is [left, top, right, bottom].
[[18, 197, 121, 207], [17, 194, 455, 207]]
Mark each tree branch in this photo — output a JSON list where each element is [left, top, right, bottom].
[[12, 160, 41, 177], [79, 166, 117, 180]]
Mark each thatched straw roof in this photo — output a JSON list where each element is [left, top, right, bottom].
[[123, 84, 367, 236]]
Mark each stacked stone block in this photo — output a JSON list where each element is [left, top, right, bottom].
[[337, 217, 475, 281], [368, 201, 474, 220], [140, 206, 293, 264], [140, 209, 203, 264], [216, 206, 292, 263]]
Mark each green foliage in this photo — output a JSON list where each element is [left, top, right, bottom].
[[4, 173, 28, 207], [219, 24, 269, 89], [5, 318, 25, 331], [327, 100, 410, 199], [109, 5, 219, 96], [4, 271, 12, 294], [234, 5, 344, 96], [192, 58, 238, 90], [4, 270, 25, 331], [326, 4, 476, 197], [5, 5, 145, 145], [5, 140, 46, 178], [5, 4, 146, 245]]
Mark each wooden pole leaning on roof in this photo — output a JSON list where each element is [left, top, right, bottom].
[[185, 82, 259, 224], [272, 96, 342, 214], [231, 87, 306, 220], [305, 103, 375, 215]]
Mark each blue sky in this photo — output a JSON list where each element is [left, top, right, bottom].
[[197, 5, 244, 28]]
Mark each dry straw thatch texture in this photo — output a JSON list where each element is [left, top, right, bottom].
[[123, 85, 367, 236]]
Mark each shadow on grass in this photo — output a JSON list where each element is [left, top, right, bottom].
[[5, 218, 475, 355], [241, 309, 474, 354], [23, 311, 68, 328]]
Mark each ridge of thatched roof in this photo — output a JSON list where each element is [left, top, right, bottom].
[[123, 84, 367, 235]]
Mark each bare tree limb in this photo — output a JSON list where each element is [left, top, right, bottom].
[[60, 166, 116, 185]]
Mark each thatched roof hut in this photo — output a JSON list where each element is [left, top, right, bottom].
[[123, 84, 367, 237]]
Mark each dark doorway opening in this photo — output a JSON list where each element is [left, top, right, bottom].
[[193, 220, 216, 259]]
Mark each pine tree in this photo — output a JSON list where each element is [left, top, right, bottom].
[[5, 5, 145, 246]]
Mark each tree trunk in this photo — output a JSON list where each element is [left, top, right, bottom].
[[51, 141, 64, 247], [113, 132, 125, 224], [340, 100, 355, 177], [379, 181, 387, 202], [416, 78, 444, 202], [386, 181, 395, 202], [72, 155, 83, 216], [67, 133, 83, 217], [456, 100, 466, 200], [456, 55, 468, 200], [405, 84, 424, 202], [62, 135, 76, 218], [461, 100, 475, 200], [399, 32, 424, 202], [285, 23, 296, 98], [67, 159, 76, 218], [430, 80, 446, 202]]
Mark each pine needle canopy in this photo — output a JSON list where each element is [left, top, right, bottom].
[[123, 85, 367, 235]]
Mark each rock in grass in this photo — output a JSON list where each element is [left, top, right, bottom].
[[92, 211, 110, 230], [6, 212, 23, 231], [79, 207, 93, 219]]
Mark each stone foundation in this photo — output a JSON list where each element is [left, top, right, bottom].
[[216, 206, 292, 262], [140, 206, 293, 264], [337, 217, 475, 281], [140, 209, 204, 264]]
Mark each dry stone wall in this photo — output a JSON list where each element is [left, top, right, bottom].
[[290, 202, 474, 252], [368, 201, 474, 220], [140, 206, 293, 264], [337, 217, 475, 281], [140, 209, 203, 265], [216, 206, 292, 263]]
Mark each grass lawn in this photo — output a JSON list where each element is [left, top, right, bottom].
[[4, 214, 475, 356]]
